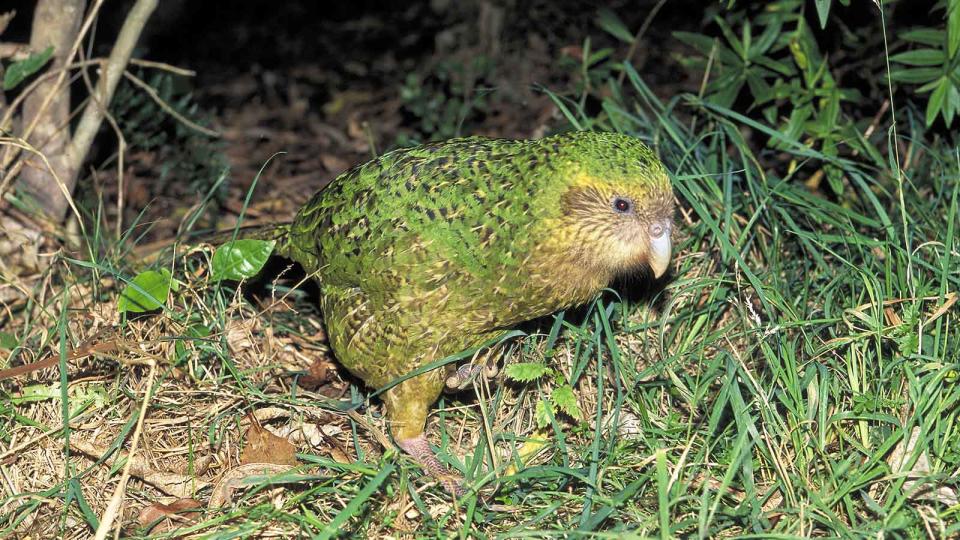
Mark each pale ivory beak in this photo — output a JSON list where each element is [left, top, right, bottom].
[[648, 220, 673, 278]]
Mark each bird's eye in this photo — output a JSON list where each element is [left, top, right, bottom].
[[613, 197, 633, 214]]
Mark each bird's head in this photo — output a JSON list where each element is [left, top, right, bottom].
[[546, 132, 675, 280]]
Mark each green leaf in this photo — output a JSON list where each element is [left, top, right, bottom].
[[946, 83, 960, 125], [211, 239, 276, 282], [746, 73, 773, 104], [673, 32, 739, 66], [889, 67, 942, 84], [535, 399, 554, 429], [551, 385, 582, 419], [0, 332, 17, 351], [504, 362, 551, 382], [815, 0, 832, 29], [777, 105, 812, 150], [10, 384, 60, 404], [791, 19, 825, 81], [596, 9, 634, 43], [753, 18, 783, 56], [900, 28, 946, 47], [73, 384, 109, 410], [715, 17, 745, 59], [926, 77, 950, 126], [789, 37, 809, 73], [708, 78, 745, 109], [917, 78, 944, 93], [586, 48, 613, 67], [118, 268, 172, 313], [821, 141, 844, 195], [3, 46, 54, 90], [949, 0, 960, 57], [175, 324, 212, 360], [741, 20, 751, 58], [673, 32, 718, 57], [752, 55, 796, 77], [890, 49, 946, 67]]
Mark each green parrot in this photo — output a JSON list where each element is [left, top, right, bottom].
[[237, 131, 674, 493]]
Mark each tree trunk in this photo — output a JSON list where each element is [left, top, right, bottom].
[[18, 0, 85, 221]]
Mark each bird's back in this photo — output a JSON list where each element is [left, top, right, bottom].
[[287, 132, 670, 333], [288, 137, 562, 304]]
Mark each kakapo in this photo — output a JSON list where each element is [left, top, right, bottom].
[[239, 131, 674, 493]]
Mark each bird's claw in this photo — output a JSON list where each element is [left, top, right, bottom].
[[444, 360, 499, 391], [397, 434, 467, 496], [439, 474, 468, 497]]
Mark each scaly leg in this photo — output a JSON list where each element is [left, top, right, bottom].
[[396, 434, 466, 496], [384, 375, 466, 496]]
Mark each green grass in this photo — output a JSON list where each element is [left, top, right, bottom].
[[3, 12, 960, 540], [564, 66, 960, 536]]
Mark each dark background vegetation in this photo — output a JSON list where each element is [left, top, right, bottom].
[[5, 0, 952, 234]]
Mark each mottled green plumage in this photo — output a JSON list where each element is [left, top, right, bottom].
[[267, 131, 673, 462]]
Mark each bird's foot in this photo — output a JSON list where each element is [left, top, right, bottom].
[[444, 360, 499, 391], [397, 434, 466, 496]]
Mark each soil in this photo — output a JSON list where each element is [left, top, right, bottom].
[[93, 0, 695, 242]]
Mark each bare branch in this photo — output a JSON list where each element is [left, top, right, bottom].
[[0, 42, 31, 61], [123, 71, 221, 138], [8, 0, 157, 223], [68, 0, 158, 183]]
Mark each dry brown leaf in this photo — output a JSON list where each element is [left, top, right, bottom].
[[317, 425, 352, 464], [298, 357, 337, 389], [888, 426, 959, 506], [320, 153, 350, 174], [225, 318, 259, 356], [0, 215, 41, 273], [328, 444, 351, 464], [70, 438, 208, 498], [245, 406, 293, 424], [137, 498, 202, 533], [604, 409, 642, 439], [346, 114, 368, 144], [208, 463, 292, 509], [276, 422, 341, 447], [240, 424, 298, 467], [559, 45, 584, 61]]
